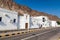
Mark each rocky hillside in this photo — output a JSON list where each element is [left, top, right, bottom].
[[0, 0, 60, 21]]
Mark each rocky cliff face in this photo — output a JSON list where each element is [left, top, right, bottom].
[[0, 0, 60, 21], [0, 0, 31, 13]]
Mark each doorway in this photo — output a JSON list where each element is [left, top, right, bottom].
[[25, 23, 28, 29]]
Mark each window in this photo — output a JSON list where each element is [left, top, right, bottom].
[[43, 18, 45, 22], [13, 19, 16, 23], [0, 17, 2, 22]]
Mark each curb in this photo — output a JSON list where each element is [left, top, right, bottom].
[[0, 29, 40, 38], [0, 27, 57, 38]]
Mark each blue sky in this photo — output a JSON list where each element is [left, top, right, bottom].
[[14, 0, 60, 18]]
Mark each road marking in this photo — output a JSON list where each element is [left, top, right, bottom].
[[21, 29, 57, 40]]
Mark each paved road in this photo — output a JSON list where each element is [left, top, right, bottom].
[[48, 31, 60, 40], [0, 27, 60, 40]]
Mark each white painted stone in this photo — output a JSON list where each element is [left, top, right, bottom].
[[0, 8, 18, 31], [50, 21, 57, 27], [30, 16, 51, 28], [19, 14, 30, 29], [0, 8, 58, 30]]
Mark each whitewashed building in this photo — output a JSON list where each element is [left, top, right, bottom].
[[19, 14, 30, 29], [50, 20, 57, 27], [0, 8, 31, 30], [0, 8, 59, 31], [0, 8, 18, 31], [30, 16, 51, 28]]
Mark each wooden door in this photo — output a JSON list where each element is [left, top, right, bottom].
[[25, 23, 28, 29]]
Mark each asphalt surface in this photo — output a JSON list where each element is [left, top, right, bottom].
[[0, 27, 60, 40], [48, 31, 60, 40]]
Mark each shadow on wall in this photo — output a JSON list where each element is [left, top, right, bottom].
[[0, 22, 6, 26]]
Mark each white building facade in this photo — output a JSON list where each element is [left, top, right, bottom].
[[0, 8, 59, 31], [19, 14, 30, 29], [0, 8, 18, 31], [50, 20, 57, 27], [30, 16, 51, 28]]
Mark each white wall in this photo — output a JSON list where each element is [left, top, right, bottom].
[[30, 17, 39, 28], [0, 8, 58, 30], [24, 14, 30, 29], [30, 16, 50, 28], [19, 14, 30, 29], [19, 16, 25, 29], [0, 8, 31, 30], [0, 8, 18, 31], [50, 21, 57, 27]]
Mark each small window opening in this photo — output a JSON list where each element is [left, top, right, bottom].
[[43, 18, 45, 22], [13, 19, 16, 23], [0, 17, 2, 22]]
